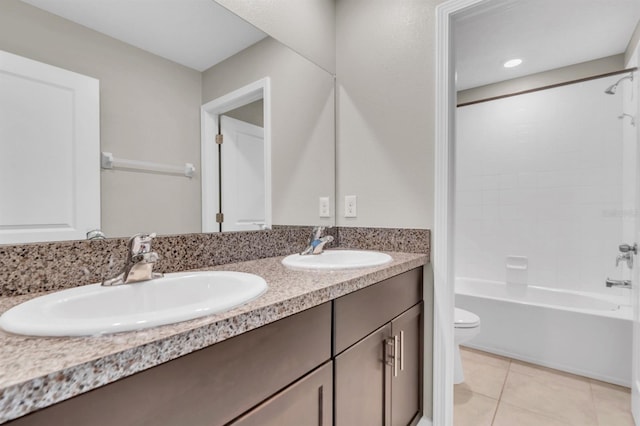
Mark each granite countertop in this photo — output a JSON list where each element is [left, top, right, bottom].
[[0, 251, 427, 424]]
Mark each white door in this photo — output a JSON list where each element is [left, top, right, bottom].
[[220, 115, 265, 232], [0, 50, 100, 244]]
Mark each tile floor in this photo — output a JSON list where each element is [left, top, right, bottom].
[[454, 347, 635, 426]]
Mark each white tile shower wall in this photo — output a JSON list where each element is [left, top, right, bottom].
[[455, 75, 626, 295]]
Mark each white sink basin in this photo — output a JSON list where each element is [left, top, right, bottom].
[[0, 271, 267, 337], [282, 249, 392, 271]]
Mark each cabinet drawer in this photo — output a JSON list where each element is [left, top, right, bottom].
[[333, 267, 422, 355], [9, 302, 332, 426], [230, 361, 333, 426]]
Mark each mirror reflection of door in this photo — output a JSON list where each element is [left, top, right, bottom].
[[219, 99, 265, 232], [200, 78, 271, 234]]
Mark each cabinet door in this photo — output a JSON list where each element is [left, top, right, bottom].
[[391, 303, 422, 426], [335, 324, 392, 426], [230, 361, 333, 426]]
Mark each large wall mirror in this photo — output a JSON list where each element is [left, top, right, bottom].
[[0, 0, 335, 243]]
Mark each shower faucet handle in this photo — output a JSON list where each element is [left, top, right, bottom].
[[616, 243, 637, 269], [618, 243, 638, 255]]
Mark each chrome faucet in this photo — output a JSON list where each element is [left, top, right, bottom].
[[102, 233, 163, 286], [605, 243, 637, 290], [300, 226, 334, 255], [605, 278, 632, 289], [86, 229, 106, 240]]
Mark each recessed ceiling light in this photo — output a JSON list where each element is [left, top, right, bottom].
[[503, 59, 523, 68]]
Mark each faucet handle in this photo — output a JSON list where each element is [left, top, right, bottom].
[[128, 232, 157, 254], [619, 243, 638, 254], [309, 226, 324, 241], [310, 226, 333, 239], [131, 251, 160, 264]]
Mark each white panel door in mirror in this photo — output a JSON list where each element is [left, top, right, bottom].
[[220, 115, 265, 232], [0, 50, 99, 244]]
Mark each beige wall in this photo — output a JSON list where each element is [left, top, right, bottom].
[[626, 18, 640, 66], [214, 0, 335, 74], [202, 37, 335, 227], [0, 0, 202, 238], [336, 0, 442, 230], [225, 100, 264, 127], [458, 54, 625, 105]]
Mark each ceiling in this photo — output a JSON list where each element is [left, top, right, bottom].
[[454, 0, 640, 90], [21, 0, 267, 71], [21, 0, 640, 88]]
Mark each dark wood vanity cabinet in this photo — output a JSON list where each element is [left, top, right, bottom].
[[229, 361, 333, 426], [7, 267, 424, 426], [334, 268, 423, 426], [390, 304, 422, 426]]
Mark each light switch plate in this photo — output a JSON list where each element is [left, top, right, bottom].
[[344, 195, 357, 217], [319, 197, 330, 218]]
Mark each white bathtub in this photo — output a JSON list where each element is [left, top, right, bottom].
[[455, 277, 633, 386]]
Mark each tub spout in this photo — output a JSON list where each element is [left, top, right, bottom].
[[605, 278, 632, 289]]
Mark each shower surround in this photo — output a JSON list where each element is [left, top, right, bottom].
[[455, 74, 627, 297]]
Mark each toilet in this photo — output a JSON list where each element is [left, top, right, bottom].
[[454, 308, 481, 384]]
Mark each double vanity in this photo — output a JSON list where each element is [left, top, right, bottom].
[[0, 234, 428, 426], [0, 2, 430, 424]]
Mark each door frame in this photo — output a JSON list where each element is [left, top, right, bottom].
[[432, 1, 488, 425], [200, 78, 272, 233], [627, 45, 640, 424]]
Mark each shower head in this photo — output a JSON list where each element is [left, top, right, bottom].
[[604, 73, 634, 95]]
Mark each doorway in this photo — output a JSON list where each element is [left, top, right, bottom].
[[201, 78, 272, 232], [434, 1, 640, 425]]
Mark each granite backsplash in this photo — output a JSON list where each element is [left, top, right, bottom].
[[0, 227, 429, 297]]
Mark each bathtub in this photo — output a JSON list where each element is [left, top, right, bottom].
[[455, 277, 633, 386]]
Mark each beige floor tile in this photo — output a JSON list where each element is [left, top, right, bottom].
[[454, 387, 498, 426], [591, 380, 634, 426], [501, 370, 598, 425], [493, 401, 572, 426], [460, 347, 511, 370], [459, 353, 509, 399], [509, 359, 591, 392]]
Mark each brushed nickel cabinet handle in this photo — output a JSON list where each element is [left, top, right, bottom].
[[318, 385, 323, 426], [386, 337, 395, 368], [400, 330, 405, 372], [393, 334, 399, 377]]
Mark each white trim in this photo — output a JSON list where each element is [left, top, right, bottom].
[[200, 78, 272, 233], [433, 1, 488, 425]]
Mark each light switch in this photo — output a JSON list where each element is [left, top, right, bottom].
[[319, 197, 330, 217], [344, 195, 357, 217]]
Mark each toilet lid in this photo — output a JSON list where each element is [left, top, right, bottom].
[[455, 308, 480, 328]]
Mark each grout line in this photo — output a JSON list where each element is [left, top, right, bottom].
[[499, 359, 511, 400], [490, 359, 511, 425], [491, 400, 502, 426], [588, 379, 600, 426]]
